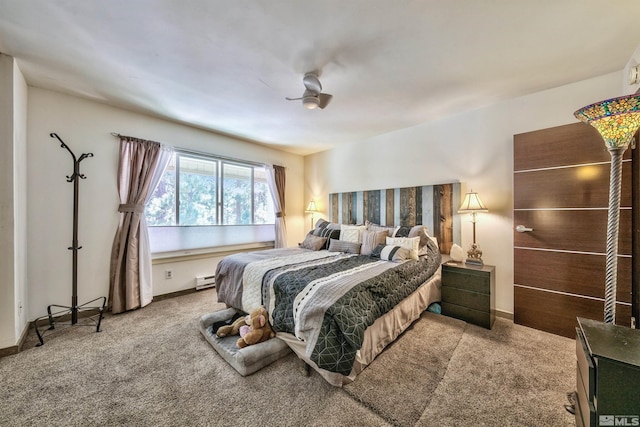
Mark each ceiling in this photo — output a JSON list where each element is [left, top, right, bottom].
[[1, 1, 640, 155]]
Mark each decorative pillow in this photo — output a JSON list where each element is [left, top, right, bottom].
[[313, 218, 340, 234], [408, 225, 431, 249], [299, 233, 328, 251], [314, 218, 330, 230], [419, 235, 439, 256], [394, 225, 412, 238], [365, 220, 399, 237], [386, 236, 420, 260], [328, 239, 362, 254], [312, 226, 341, 250], [360, 229, 389, 256], [370, 244, 410, 262], [340, 224, 366, 243]]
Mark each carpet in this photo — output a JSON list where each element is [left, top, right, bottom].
[[0, 289, 576, 426], [344, 312, 466, 426], [417, 317, 576, 426]]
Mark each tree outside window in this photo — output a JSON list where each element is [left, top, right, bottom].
[[145, 152, 274, 226]]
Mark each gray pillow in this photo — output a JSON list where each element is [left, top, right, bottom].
[[328, 239, 362, 254], [408, 225, 431, 249], [299, 233, 327, 251], [360, 229, 389, 256], [365, 220, 398, 237], [312, 227, 340, 250]]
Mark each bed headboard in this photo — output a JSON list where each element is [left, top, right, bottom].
[[329, 183, 461, 254]]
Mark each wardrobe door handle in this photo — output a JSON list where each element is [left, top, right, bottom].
[[516, 225, 533, 233]]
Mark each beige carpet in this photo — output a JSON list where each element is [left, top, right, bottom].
[[0, 289, 576, 426], [418, 317, 576, 426], [344, 313, 467, 426]]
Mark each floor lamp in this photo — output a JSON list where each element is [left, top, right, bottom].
[[574, 94, 640, 324], [305, 200, 319, 229]]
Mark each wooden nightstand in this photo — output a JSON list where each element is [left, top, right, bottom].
[[441, 262, 495, 329], [575, 318, 640, 427]]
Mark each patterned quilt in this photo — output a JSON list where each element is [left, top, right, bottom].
[[215, 240, 441, 375]]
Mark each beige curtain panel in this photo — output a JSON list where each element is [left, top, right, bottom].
[[109, 136, 173, 314], [266, 164, 287, 248]]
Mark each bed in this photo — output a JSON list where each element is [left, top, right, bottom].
[[214, 217, 445, 386]]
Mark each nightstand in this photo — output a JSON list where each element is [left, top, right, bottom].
[[574, 318, 640, 427], [441, 262, 495, 329]]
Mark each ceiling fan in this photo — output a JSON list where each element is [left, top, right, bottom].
[[286, 72, 333, 110]]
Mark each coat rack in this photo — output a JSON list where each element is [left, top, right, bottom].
[[34, 133, 106, 346]]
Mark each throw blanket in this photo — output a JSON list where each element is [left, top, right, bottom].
[[215, 241, 441, 375]]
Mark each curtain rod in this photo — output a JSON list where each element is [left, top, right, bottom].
[[110, 132, 285, 169]]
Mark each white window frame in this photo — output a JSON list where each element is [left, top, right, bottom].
[[146, 149, 275, 256]]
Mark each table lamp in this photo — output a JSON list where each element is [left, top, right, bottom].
[[458, 190, 488, 266]]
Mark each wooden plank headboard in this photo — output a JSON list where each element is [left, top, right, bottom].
[[329, 183, 461, 254]]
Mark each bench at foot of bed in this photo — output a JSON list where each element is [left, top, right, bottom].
[[199, 308, 291, 377]]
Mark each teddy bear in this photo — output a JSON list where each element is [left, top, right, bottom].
[[215, 313, 247, 338], [237, 306, 275, 348]]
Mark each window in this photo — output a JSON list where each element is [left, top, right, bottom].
[[145, 151, 274, 226]]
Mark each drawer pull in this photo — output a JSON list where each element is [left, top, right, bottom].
[[516, 225, 533, 233]]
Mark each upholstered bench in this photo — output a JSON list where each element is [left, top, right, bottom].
[[198, 308, 291, 376]]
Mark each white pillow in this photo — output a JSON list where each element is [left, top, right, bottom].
[[386, 236, 420, 260], [340, 224, 366, 243]]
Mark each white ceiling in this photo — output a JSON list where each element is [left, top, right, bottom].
[[1, 1, 640, 155]]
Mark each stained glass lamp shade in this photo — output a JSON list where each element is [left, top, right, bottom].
[[574, 94, 640, 324]]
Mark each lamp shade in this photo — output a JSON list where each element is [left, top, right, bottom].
[[305, 200, 318, 212], [458, 191, 488, 213], [574, 93, 640, 325], [574, 94, 640, 149]]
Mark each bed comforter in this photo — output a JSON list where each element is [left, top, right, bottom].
[[215, 241, 441, 375]]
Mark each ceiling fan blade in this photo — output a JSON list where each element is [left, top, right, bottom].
[[318, 93, 333, 109], [303, 73, 322, 95], [285, 96, 303, 101]]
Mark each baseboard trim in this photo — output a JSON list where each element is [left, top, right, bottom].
[[0, 321, 31, 359], [0, 345, 18, 358], [17, 321, 29, 352], [1, 288, 213, 359], [153, 287, 200, 302], [496, 309, 514, 321]]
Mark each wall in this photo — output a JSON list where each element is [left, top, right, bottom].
[[0, 54, 15, 348], [26, 88, 305, 320], [0, 54, 28, 349], [14, 59, 28, 342], [305, 71, 623, 316]]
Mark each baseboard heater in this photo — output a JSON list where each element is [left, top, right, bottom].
[[195, 275, 216, 290]]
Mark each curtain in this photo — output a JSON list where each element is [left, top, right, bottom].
[[265, 164, 287, 248], [109, 136, 173, 314]]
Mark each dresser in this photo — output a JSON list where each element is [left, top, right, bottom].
[[441, 262, 495, 329], [575, 317, 640, 427]]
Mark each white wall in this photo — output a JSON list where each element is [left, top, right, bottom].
[[152, 254, 230, 296], [0, 54, 16, 348], [26, 88, 305, 320], [14, 59, 28, 342], [0, 54, 28, 349], [305, 71, 624, 316]]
